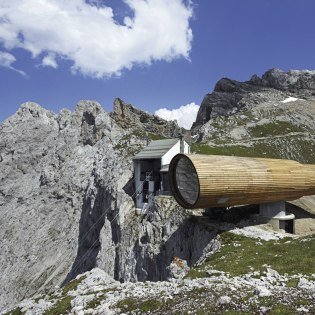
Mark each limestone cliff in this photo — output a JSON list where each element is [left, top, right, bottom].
[[0, 101, 213, 312], [111, 98, 183, 138]]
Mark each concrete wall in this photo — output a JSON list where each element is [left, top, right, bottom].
[[286, 203, 315, 236], [162, 141, 189, 166], [294, 218, 315, 236]]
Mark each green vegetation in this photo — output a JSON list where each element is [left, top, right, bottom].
[[116, 297, 175, 313], [43, 296, 72, 315], [193, 104, 315, 164], [39, 275, 87, 315], [191, 142, 290, 160], [113, 284, 315, 314], [62, 275, 86, 295], [286, 278, 299, 288], [114, 128, 166, 155], [186, 232, 315, 278], [255, 297, 312, 315], [192, 143, 260, 157], [191, 137, 315, 164], [267, 304, 295, 315], [85, 288, 118, 310], [86, 297, 102, 310], [3, 307, 24, 315], [119, 128, 166, 144], [221, 312, 252, 315], [248, 121, 306, 137]]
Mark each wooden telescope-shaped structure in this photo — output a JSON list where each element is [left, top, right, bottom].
[[169, 154, 315, 209]]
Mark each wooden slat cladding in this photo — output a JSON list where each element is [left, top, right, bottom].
[[169, 154, 315, 209]]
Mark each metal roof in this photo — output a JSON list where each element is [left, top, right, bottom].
[[133, 139, 179, 159]]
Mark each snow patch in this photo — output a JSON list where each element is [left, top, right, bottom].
[[281, 97, 302, 103]]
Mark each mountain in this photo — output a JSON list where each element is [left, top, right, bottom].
[[1, 69, 315, 314], [0, 100, 212, 313], [192, 69, 315, 164]]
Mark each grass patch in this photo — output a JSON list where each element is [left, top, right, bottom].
[[191, 141, 294, 159], [62, 275, 86, 295], [269, 304, 295, 315], [222, 312, 252, 315], [191, 143, 254, 157], [248, 121, 306, 137], [86, 297, 102, 310], [3, 308, 24, 315], [286, 278, 299, 288], [43, 296, 72, 315], [116, 297, 176, 313], [191, 137, 315, 164], [85, 288, 117, 310], [186, 232, 315, 278]]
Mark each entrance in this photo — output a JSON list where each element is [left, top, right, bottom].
[[143, 181, 148, 203], [284, 220, 294, 234]]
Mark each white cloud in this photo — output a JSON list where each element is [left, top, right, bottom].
[[0, 51, 26, 76], [0, 0, 193, 78], [42, 53, 58, 68], [155, 102, 199, 130]]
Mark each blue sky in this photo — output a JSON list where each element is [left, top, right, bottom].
[[1, 0, 315, 126]]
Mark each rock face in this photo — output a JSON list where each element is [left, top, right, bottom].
[[111, 98, 183, 137], [0, 101, 215, 312], [0, 100, 123, 310], [256, 69, 315, 92], [193, 68, 315, 128]]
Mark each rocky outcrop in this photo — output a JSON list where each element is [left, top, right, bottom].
[[253, 68, 315, 92], [0, 101, 216, 312], [193, 69, 315, 128], [6, 234, 315, 314], [111, 98, 183, 137]]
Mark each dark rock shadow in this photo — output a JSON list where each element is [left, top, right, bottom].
[[123, 176, 135, 198], [204, 204, 260, 223], [133, 217, 218, 281], [63, 186, 114, 285]]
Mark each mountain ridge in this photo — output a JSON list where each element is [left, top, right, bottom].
[[193, 68, 315, 129], [1, 68, 315, 314]]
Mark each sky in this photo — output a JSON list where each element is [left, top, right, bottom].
[[0, 0, 315, 128]]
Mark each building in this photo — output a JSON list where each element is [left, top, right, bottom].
[[133, 138, 190, 211]]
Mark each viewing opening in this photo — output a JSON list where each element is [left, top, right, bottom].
[[173, 155, 199, 207]]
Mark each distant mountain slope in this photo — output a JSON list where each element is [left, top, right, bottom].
[[192, 69, 315, 164]]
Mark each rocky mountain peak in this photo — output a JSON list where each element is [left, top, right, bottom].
[[250, 68, 315, 92], [111, 97, 183, 137], [193, 68, 315, 128]]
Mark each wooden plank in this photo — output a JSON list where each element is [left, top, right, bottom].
[[169, 153, 315, 209]]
